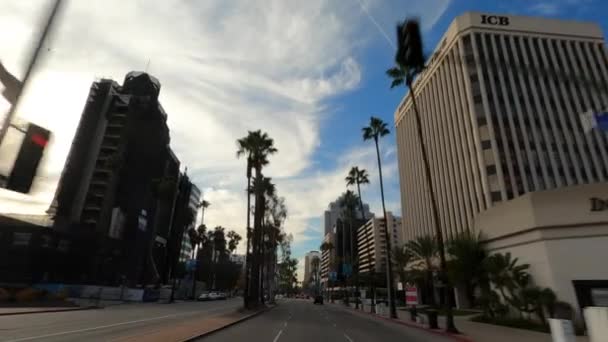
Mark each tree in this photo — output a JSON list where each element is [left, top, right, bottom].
[[392, 245, 413, 290], [227, 231, 242, 254], [197, 200, 210, 226], [387, 19, 457, 333], [346, 166, 375, 312], [447, 232, 488, 307], [187, 222, 207, 298], [362, 116, 397, 319], [406, 235, 438, 306], [338, 190, 359, 307], [320, 241, 335, 301], [236, 130, 277, 308]]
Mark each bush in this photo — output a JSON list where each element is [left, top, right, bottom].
[[0, 288, 11, 301], [15, 288, 45, 302], [471, 315, 549, 333]]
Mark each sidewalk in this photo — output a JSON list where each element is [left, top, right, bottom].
[[0, 306, 95, 316], [112, 305, 275, 342], [332, 302, 590, 342]]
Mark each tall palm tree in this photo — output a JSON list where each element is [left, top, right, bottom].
[[362, 116, 397, 319], [338, 190, 359, 307], [406, 235, 438, 306], [197, 200, 210, 226], [387, 19, 457, 332], [254, 176, 276, 304], [345, 166, 373, 311], [236, 130, 277, 308]]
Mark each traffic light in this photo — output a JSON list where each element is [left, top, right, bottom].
[[6, 123, 50, 193], [396, 19, 424, 69]]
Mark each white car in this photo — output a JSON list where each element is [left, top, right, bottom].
[[197, 292, 211, 301]]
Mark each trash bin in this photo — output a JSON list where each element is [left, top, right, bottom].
[[426, 309, 439, 329], [409, 306, 417, 322]]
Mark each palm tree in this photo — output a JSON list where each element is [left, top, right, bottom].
[[387, 19, 457, 333], [406, 235, 438, 306], [392, 245, 413, 291], [345, 166, 373, 311], [236, 130, 277, 308], [197, 200, 210, 226], [338, 190, 360, 307], [187, 222, 207, 298], [447, 232, 487, 308], [362, 116, 397, 319], [227, 231, 242, 254]]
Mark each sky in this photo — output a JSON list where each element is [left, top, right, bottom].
[[0, 0, 606, 281]]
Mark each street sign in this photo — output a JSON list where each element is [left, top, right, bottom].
[[405, 286, 418, 305], [186, 259, 197, 272], [329, 271, 337, 281]]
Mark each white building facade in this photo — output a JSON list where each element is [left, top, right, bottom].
[[356, 212, 402, 275], [395, 12, 608, 242]]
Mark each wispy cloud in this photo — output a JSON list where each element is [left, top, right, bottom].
[[0, 0, 449, 263]]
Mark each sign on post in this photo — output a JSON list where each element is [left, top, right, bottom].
[[405, 286, 418, 305]]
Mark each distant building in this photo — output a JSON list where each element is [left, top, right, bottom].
[[303, 250, 320, 283], [323, 195, 372, 236], [356, 212, 402, 275], [320, 232, 335, 286]]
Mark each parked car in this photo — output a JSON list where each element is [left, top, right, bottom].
[[314, 295, 324, 305], [215, 291, 227, 300], [197, 292, 211, 301]]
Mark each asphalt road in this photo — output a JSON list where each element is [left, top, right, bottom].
[[0, 298, 241, 342], [197, 299, 452, 342]]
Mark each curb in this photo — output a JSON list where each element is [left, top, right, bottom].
[[180, 304, 277, 341], [0, 306, 99, 316], [333, 304, 475, 342]]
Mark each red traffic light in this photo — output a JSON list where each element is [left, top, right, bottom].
[[31, 133, 48, 147]]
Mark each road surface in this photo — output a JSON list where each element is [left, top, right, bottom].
[[197, 299, 452, 342], [0, 298, 241, 342]]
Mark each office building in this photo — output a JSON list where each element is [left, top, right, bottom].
[[323, 195, 372, 236], [396, 12, 608, 242], [356, 212, 402, 275], [303, 250, 321, 283], [395, 12, 608, 320], [168, 173, 200, 279]]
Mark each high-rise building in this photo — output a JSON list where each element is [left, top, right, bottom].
[[323, 195, 372, 236], [48, 72, 174, 285], [319, 232, 335, 286], [395, 12, 608, 242], [356, 212, 402, 275], [303, 250, 320, 283]]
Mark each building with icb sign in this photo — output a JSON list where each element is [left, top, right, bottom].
[[395, 12, 608, 321]]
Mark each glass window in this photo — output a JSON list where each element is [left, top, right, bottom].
[[487, 165, 497, 175], [481, 140, 492, 149]]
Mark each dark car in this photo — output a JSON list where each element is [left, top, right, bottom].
[[313, 295, 323, 305]]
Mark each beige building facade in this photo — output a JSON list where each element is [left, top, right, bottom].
[[356, 212, 402, 274], [477, 183, 608, 318], [395, 12, 608, 242]]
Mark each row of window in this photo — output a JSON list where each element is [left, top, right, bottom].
[[467, 31, 608, 200]]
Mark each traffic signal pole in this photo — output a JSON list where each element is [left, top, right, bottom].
[[0, 0, 62, 146]]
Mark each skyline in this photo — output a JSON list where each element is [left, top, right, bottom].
[[1, 0, 607, 281]]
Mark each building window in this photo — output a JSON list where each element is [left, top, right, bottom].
[[487, 164, 497, 175], [473, 94, 483, 104], [491, 191, 502, 202], [478, 116, 488, 126]]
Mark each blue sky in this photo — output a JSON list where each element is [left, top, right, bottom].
[[289, 0, 608, 271], [0, 0, 606, 280]]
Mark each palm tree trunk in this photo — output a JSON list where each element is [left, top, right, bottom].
[[250, 170, 264, 307], [409, 79, 458, 333], [374, 137, 397, 319], [243, 160, 252, 308]]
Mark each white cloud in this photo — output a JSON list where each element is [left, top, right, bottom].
[[0, 0, 449, 261]]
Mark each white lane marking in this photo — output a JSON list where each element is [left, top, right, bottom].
[[5, 305, 233, 342], [344, 333, 354, 342], [272, 329, 283, 342]]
